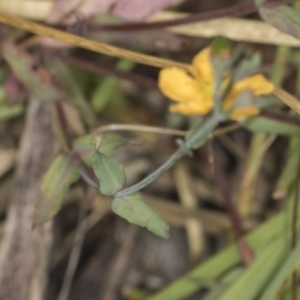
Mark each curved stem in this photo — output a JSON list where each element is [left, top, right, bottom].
[[186, 114, 222, 148], [115, 147, 184, 197], [115, 114, 222, 198]]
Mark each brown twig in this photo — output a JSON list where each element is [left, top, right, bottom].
[[54, 96, 100, 189], [101, 225, 138, 300], [210, 140, 255, 266], [57, 187, 88, 300], [54, 101, 73, 150]]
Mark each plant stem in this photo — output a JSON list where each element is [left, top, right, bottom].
[[115, 114, 222, 198], [53, 53, 158, 90], [211, 142, 255, 266], [55, 101, 73, 150], [260, 110, 300, 127], [115, 147, 184, 198], [58, 190, 87, 300]]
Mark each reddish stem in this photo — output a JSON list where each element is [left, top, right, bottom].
[[55, 101, 73, 150], [211, 142, 255, 266], [52, 53, 158, 89], [260, 110, 300, 128]]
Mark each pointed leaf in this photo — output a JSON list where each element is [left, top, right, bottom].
[[112, 193, 169, 239], [242, 115, 300, 136], [93, 151, 126, 195], [73, 133, 127, 166], [37, 154, 80, 223], [217, 237, 287, 300], [259, 5, 300, 40], [260, 239, 300, 300]]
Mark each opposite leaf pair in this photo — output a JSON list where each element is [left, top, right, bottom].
[[93, 151, 170, 239]]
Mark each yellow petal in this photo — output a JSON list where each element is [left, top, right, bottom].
[[159, 67, 201, 103], [191, 47, 215, 84], [224, 74, 274, 108], [234, 74, 274, 95], [169, 99, 213, 116], [230, 107, 260, 120]]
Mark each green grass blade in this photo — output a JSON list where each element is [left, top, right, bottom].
[[147, 209, 290, 300], [260, 240, 300, 300]]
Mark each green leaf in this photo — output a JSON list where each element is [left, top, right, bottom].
[[147, 190, 299, 300], [37, 154, 79, 223], [275, 137, 300, 198], [93, 152, 126, 195], [91, 59, 135, 112], [73, 133, 127, 166], [242, 115, 300, 136], [260, 239, 300, 300], [217, 237, 288, 300], [259, 5, 300, 41], [111, 193, 169, 239]]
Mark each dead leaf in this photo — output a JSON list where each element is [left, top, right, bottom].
[[63, 102, 85, 136], [76, 0, 115, 18], [47, 0, 183, 24], [113, 0, 183, 21], [46, 0, 85, 24]]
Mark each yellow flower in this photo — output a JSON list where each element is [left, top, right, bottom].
[[158, 48, 274, 120]]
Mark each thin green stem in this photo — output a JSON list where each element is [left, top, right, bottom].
[[115, 147, 184, 197], [186, 114, 223, 148], [115, 114, 222, 198]]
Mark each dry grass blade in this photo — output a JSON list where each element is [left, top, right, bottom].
[[148, 12, 300, 47], [57, 198, 87, 300], [236, 134, 273, 217], [142, 193, 246, 234], [2, 3, 300, 47], [0, 11, 189, 70], [94, 124, 186, 136], [273, 86, 300, 115], [173, 161, 204, 264], [0, 0, 53, 20]]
